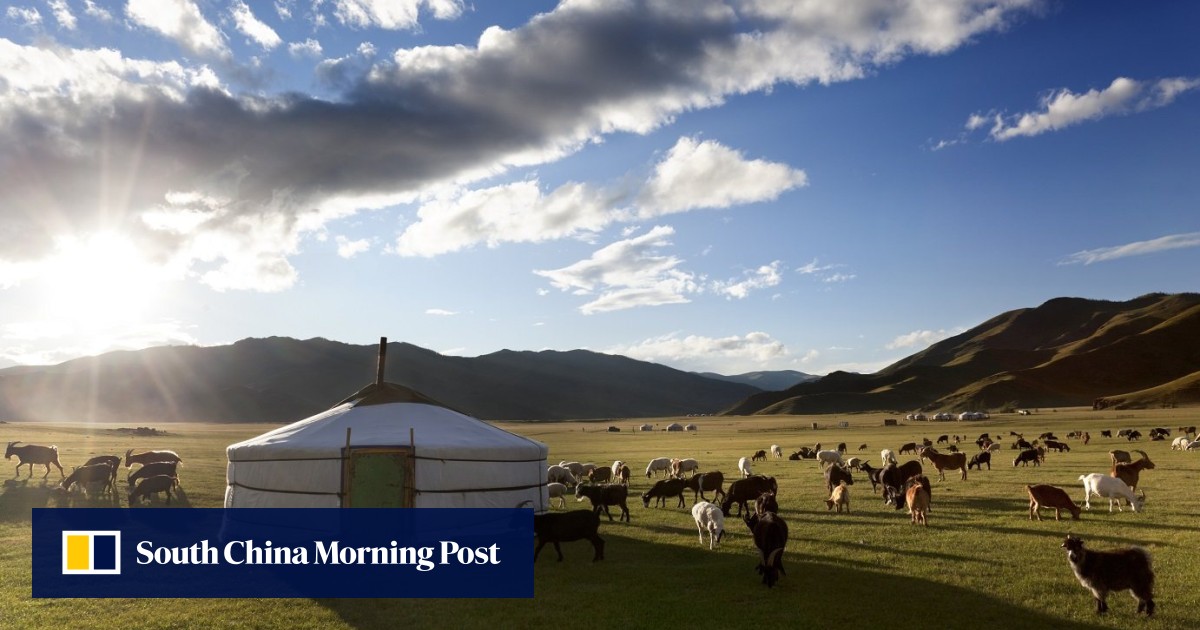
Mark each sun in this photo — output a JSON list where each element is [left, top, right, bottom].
[[38, 232, 164, 327]]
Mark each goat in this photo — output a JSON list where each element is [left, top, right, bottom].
[[1044, 440, 1070, 453], [1111, 450, 1154, 492], [815, 449, 844, 468], [1026, 484, 1080, 521], [880, 461, 923, 509], [1038, 432, 1057, 440], [82, 455, 121, 483], [610, 460, 625, 479], [823, 463, 854, 494], [898, 442, 918, 455], [642, 478, 687, 508], [921, 438, 933, 448], [578, 463, 597, 478], [967, 451, 991, 471], [645, 457, 672, 478], [1100, 430, 1113, 438], [127, 461, 180, 489], [1014, 438, 1032, 450], [936, 434, 949, 444], [617, 465, 630, 486], [788, 451, 802, 461], [720, 475, 777, 517], [858, 462, 883, 494], [754, 490, 779, 516], [534, 510, 604, 562], [836, 442, 847, 454], [794, 447, 816, 459], [880, 448, 897, 466], [1013, 449, 1040, 467], [670, 458, 699, 478], [751, 449, 768, 462], [691, 501, 725, 550], [124, 448, 183, 468], [5, 442, 64, 478], [920, 447, 967, 481], [1079, 474, 1145, 513], [1125, 430, 1142, 441], [986, 442, 1002, 453], [1109, 449, 1132, 466], [1171, 436, 1191, 450], [129, 474, 176, 505], [906, 476, 930, 525], [547, 482, 568, 509], [683, 471, 725, 503], [858, 443, 868, 451], [825, 481, 850, 512], [738, 456, 752, 478], [744, 511, 788, 588], [587, 466, 611, 484], [575, 484, 630, 522], [770, 444, 783, 459], [845, 456, 863, 470], [547, 464, 578, 486], [1062, 535, 1154, 616], [59, 463, 116, 497]]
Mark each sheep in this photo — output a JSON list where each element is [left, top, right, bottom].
[[1026, 484, 1081, 521], [59, 463, 116, 497], [547, 464, 578, 486], [720, 475, 778, 517], [1079, 474, 1145, 513], [744, 511, 788, 588], [1013, 449, 1040, 467], [575, 483, 631, 522], [534, 510, 604, 562], [920, 447, 968, 481], [691, 501, 725, 550], [642, 478, 687, 508], [906, 476, 930, 525], [123, 448, 183, 468], [1062, 535, 1154, 616], [770, 444, 782, 459], [880, 449, 898, 466], [1109, 449, 1132, 466], [683, 471, 725, 503], [1111, 450, 1154, 492], [547, 482, 568, 508], [738, 456, 752, 478], [823, 463, 854, 494], [5, 442, 64, 478], [967, 451, 991, 471], [815, 449, 844, 468], [558, 461, 585, 478], [825, 481, 850, 513], [986, 442, 1002, 453], [671, 457, 699, 478], [751, 450, 768, 462], [578, 462, 598, 478], [127, 461, 180, 489], [129, 474, 176, 505], [645, 457, 672, 478]]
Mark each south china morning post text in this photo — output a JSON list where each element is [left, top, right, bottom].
[[32, 508, 533, 598]]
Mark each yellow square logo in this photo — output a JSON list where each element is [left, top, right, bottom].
[[62, 531, 121, 575]]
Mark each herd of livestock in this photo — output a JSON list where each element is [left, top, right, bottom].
[[538, 423, 1199, 614], [4, 441, 183, 505]]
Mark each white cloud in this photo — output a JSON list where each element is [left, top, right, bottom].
[[823, 273, 856, 283], [713, 261, 782, 299], [425, 308, 458, 316], [886, 328, 960, 350], [275, 0, 294, 20], [288, 38, 323, 58], [230, 0, 282, 50], [796, 258, 836, 275], [47, 0, 76, 29], [977, 76, 1200, 141], [6, 6, 42, 27], [0, 319, 198, 367], [1059, 231, 1200, 266], [332, 0, 463, 30], [82, 1, 111, 21], [126, 0, 229, 58], [608, 331, 788, 372], [335, 235, 370, 258]]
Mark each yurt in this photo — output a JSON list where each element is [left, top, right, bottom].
[[638, 423, 654, 432], [685, 423, 698, 431], [665, 422, 684, 432], [225, 380, 549, 511]]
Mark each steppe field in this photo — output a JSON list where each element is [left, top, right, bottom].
[[3, 408, 1200, 629]]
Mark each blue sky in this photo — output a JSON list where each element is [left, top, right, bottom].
[[0, 1, 1197, 375]]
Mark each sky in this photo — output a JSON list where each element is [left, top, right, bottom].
[[0, 1, 1197, 376]]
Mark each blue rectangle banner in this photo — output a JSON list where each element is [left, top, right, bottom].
[[34, 508, 533, 598]]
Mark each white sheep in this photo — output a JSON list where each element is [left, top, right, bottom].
[[816, 449, 844, 467], [880, 449, 898, 467], [1079, 473, 1145, 513], [845, 456, 863, 470], [738, 456, 752, 478], [770, 444, 783, 459], [546, 465, 577, 487], [691, 501, 725, 550], [558, 461, 584, 478], [547, 482, 568, 509], [671, 457, 700, 477], [1171, 437, 1190, 451], [645, 457, 672, 478]]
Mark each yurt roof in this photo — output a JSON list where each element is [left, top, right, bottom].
[[228, 382, 546, 462]]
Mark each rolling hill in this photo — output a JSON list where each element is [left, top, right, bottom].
[[726, 293, 1200, 415], [696, 370, 817, 391], [0, 338, 759, 423]]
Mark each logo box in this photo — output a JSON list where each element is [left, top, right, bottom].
[[62, 531, 121, 574]]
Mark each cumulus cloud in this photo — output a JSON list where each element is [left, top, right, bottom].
[[332, 0, 463, 30], [335, 235, 370, 258], [1058, 232, 1200, 266], [126, 0, 229, 58], [230, 0, 282, 50], [885, 328, 960, 350], [288, 38, 323, 58], [608, 331, 788, 372]]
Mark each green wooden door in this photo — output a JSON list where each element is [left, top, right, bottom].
[[347, 450, 410, 507]]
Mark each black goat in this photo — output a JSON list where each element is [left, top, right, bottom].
[[888, 474, 931, 511], [59, 463, 115, 496], [1126, 430, 1142, 441], [858, 462, 883, 493], [642, 478, 687, 508], [879, 461, 922, 507], [751, 449, 767, 462], [575, 484, 630, 522], [588, 466, 612, 484], [720, 475, 777, 517], [129, 474, 176, 505], [836, 442, 847, 454], [1101, 430, 1113, 438], [683, 471, 725, 503], [5, 442, 64, 478], [1044, 440, 1070, 453], [744, 511, 788, 588], [534, 510, 604, 562], [788, 451, 802, 461], [754, 491, 779, 515], [967, 451, 991, 471], [1013, 449, 1040, 467], [1062, 535, 1154, 616], [127, 461, 180, 489], [82, 455, 121, 487], [823, 463, 854, 494]]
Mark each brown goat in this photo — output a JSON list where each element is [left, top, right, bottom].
[[1111, 450, 1155, 492], [920, 446, 967, 481], [906, 477, 930, 525], [124, 449, 183, 468], [1026, 484, 1081, 521]]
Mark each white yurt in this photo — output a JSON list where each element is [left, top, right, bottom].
[[665, 422, 684, 432], [225, 380, 549, 511]]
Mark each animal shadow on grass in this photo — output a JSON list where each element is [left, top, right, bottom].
[[129, 486, 193, 508], [0, 479, 71, 521]]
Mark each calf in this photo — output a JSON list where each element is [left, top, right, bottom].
[[534, 510, 604, 562], [575, 484, 631, 522], [683, 471, 725, 503], [129, 474, 176, 505], [5, 442, 64, 478], [1026, 484, 1081, 521], [744, 511, 788, 588], [1062, 535, 1154, 616], [967, 451, 991, 471], [642, 478, 687, 508]]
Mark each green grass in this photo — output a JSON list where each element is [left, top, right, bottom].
[[3, 409, 1200, 628]]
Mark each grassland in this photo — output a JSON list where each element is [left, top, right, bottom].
[[3, 408, 1200, 629]]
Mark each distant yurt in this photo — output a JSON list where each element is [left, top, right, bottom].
[[639, 423, 654, 432], [225, 371, 549, 511], [685, 423, 698, 431], [665, 422, 684, 432]]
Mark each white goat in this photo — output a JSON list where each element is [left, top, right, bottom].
[[611, 460, 625, 478], [737, 456, 752, 478], [671, 457, 699, 477], [547, 482, 568, 509], [816, 449, 844, 468], [645, 457, 672, 478], [691, 501, 725, 550], [1079, 473, 1145, 513], [1171, 437, 1190, 451], [880, 449, 898, 467], [770, 444, 783, 459]]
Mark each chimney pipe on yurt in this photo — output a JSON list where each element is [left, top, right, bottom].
[[376, 336, 387, 386]]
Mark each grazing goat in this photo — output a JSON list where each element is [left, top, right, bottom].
[[683, 471, 725, 503], [1079, 474, 1145, 513], [906, 476, 930, 525], [645, 457, 672, 478], [1111, 450, 1154, 492], [547, 482, 568, 509], [815, 449, 844, 468], [124, 449, 183, 468], [751, 450, 767, 462], [1044, 440, 1070, 453], [836, 442, 847, 454], [898, 442, 918, 455], [575, 484, 631, 522], [823, 463, 854, 494], [670, 458, 699, 478], [770, 445, 783, 459], [967, 451, 991, 471], [534, 510, 604, 562], [1125, 430, 1142, 441], [880, 461, 923, 509], [936, 434, 949, 445], [127, 461, 180, 489], [82, 455, 121, 487], [880, 449, 897, 467], [858, 443, 868, 451], [1062, 535, 1154, 616], [845, 456, 863, 470], [1013, 449, 1040, 467], [1014, 438, 1032, 450], [1109, 449, 1132, 466], [691, 501, 725, 550], [920, 447, 967, 481], [5, 442, 64, 478], [921, 438, 933, 448], [1026, 484, 1080, 521], [825, 481, 850, 513], [642, 478, 687, 508], [59, 463, 116, 497], [720, 475, 777, 517], [754, 491, 779, 516], [129, 474, 176, 505], [738, 457, 752, 478], [1038, 432, 1057, 440], [744, 511, 788, 588]]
